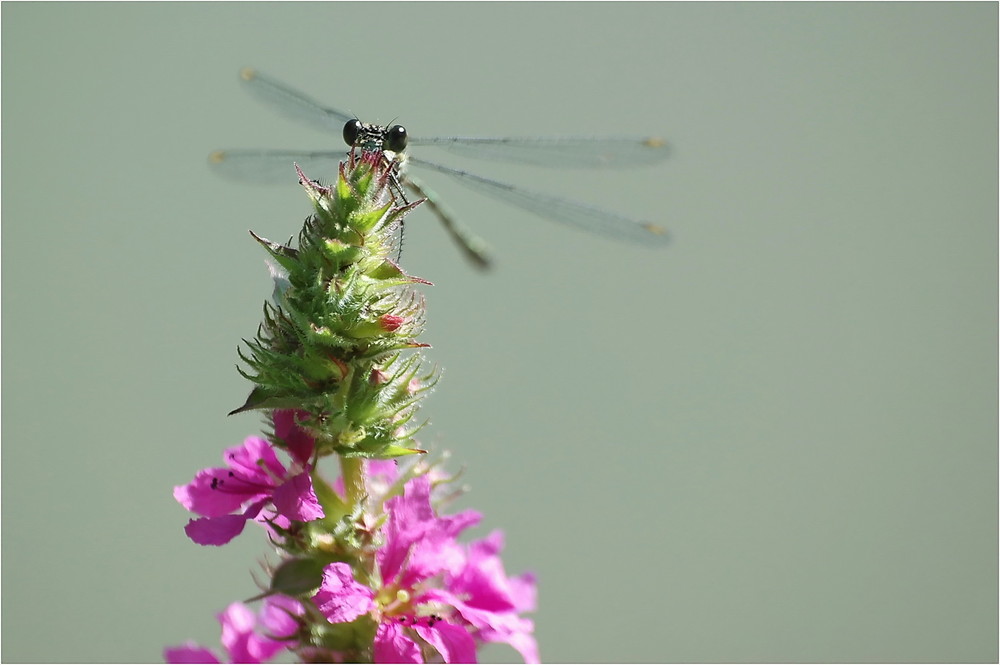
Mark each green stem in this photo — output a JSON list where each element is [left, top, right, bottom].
[[340, 456, 366, 510]]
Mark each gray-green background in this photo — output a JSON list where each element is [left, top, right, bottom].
[[2, 3, 996, 663]]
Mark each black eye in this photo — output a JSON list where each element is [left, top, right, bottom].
[[385, 125, 407, 152], [343, 119, 362, 147]]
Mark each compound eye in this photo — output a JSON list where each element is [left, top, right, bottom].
[[385, 125, 408, 152], [343, 119, 362, 147]]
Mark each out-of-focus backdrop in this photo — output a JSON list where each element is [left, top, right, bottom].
[[2, 3, 996, 662]]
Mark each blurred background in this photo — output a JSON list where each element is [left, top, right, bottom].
[[2, 3, 996, 663]]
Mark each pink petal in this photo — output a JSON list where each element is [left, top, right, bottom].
[[374, 621, 423, 663], [378, 478, 435, 582], [312, 562, 374, 624], [272, 410, 315, 467], [414, 621, 477, 664], [239, 634, 287, 664], [366, 459, 399, 480], [379, 477, 481, 586], [504, 630, 540, 664], [163, 643, 221, 664], [509, 572, 538, 613], [404, 536, 464, 589], [271, 472, 324, 522], [454, 552, 517, 612], [174, 468, 256, 517], [470, 530, 504, 558], [218, 601, 291, 664], [175, 437, 293, 518], [259, 595, 304, 640], [224, 437, 286, 481], [184, 514, 248, 546], [218, 603, 259, 662], [422, 589, 536, 663]]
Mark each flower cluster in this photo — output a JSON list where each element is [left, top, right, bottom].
[[166, 152, 537, 663]]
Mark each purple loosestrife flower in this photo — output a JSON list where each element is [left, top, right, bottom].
[[174, 95, 540, 661], [164, 596, 304, 664], [173, 434, 323, 546], [312, 476, 539, 663]]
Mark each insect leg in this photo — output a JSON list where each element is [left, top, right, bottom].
[[402, 174, 493, 270]]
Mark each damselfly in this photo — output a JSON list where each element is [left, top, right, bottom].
[[210, 68, 671, 269]]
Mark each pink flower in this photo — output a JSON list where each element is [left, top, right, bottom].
[[311, 476, 538, 663], [173, 435, 323, 546], [312, 562, 377, 624], [271, 409, 315, 467], [164, 596, 303, 664]]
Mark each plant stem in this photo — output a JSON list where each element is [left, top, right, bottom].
[[340, 455, 366, 510]]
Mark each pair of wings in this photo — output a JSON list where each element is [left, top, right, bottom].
[[210, 68, 671, 246]]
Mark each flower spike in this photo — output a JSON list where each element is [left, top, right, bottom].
[[170, 146, 537, 663]]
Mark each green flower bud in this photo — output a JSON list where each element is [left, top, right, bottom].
[[233, 152, 432, 461]]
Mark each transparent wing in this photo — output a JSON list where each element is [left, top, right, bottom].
[[238, 68, 353, 134], [407, 156, 669, 244], [208, 149, 346, 184], [408, 135, 669, 169], [216, 70, 671, 241], [237, 69, 670, 169]]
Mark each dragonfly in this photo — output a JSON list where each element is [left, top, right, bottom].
[[209, 68, 671, 269]]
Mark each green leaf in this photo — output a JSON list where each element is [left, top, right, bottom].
[[250, 230, 299, 272], [246, 557, 325, 601], [228, 387, 304, 415]]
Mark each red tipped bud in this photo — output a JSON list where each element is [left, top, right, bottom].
[[379, 314, 405, 332]]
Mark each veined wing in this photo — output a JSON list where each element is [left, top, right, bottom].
[[407, 156, 669, 244], [208, 149, 345, 184], [239, 68, 670, 169], [408, 135, 669, 169], [238, 68, 353, 134]]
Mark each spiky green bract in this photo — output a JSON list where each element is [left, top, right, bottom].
[[233, 151, 434, 461]]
